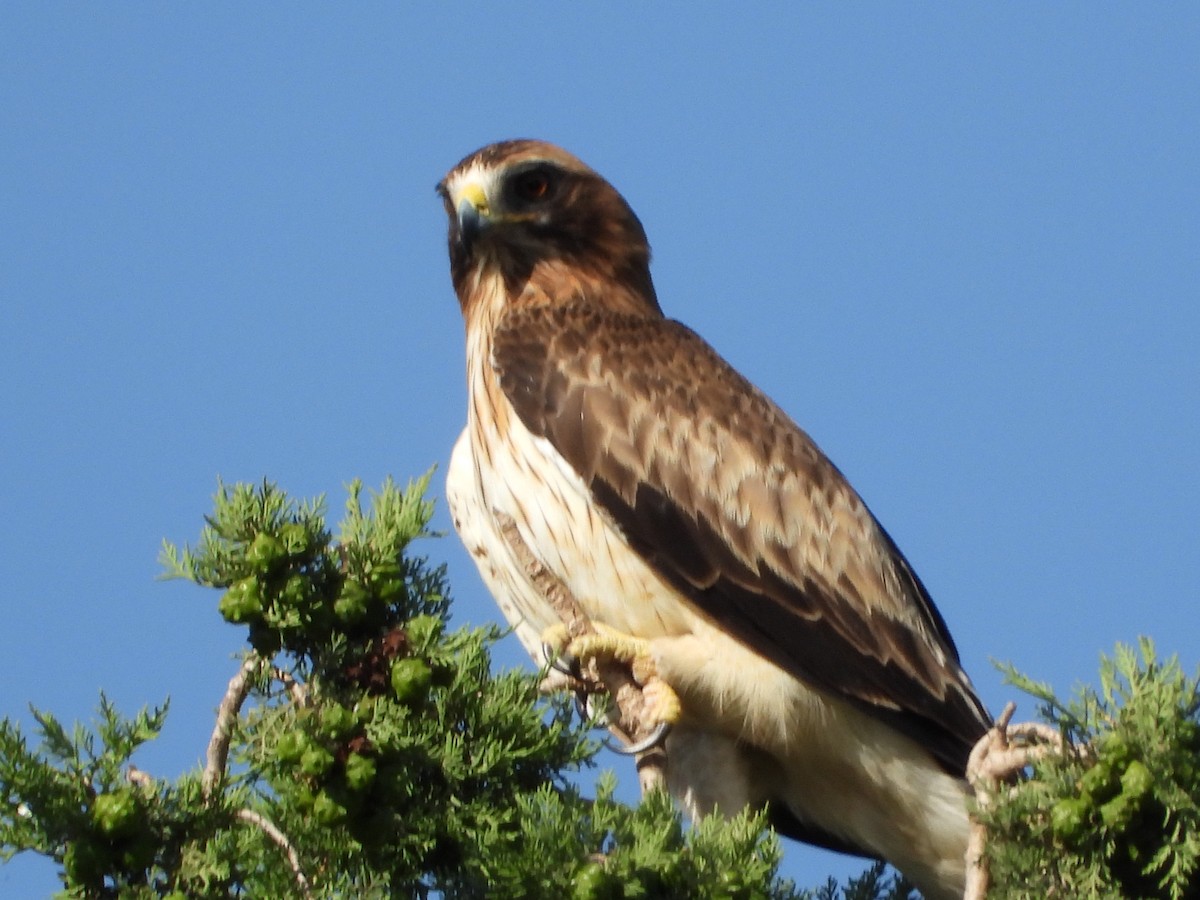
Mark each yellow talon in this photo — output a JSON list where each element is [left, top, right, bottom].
[[567, 630, 648, 668], [541, 623, 682, 733], [640, 678, 682, 727]]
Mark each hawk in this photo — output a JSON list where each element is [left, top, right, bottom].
[[439, 140, 990, 900]]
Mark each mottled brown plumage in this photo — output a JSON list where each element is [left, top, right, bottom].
[[440, 139, 990, 899], [493, 301, 988, 773]]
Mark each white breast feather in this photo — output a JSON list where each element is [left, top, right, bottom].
[[450, 269, 970, 900]]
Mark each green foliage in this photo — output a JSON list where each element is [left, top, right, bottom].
[[13, 475, 1196, 898], [480, 774, 802, 900], [160, 476, 445, 660], [984, 639, 1200, 898], [797, 862, 915, 900], [0, 697, 230, 898], [4, 477, 803, 898]]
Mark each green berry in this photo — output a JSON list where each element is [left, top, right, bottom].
[[1050, 797, 1089, 840], [279, 573, 307, 605], [300, 745, 335, 778], [312, 791, 347, 825], [320, 703, 356, 740], [390, 658, 433, 705], [294, 784, 316, 811], [279, 522, 311, 558], [1102, 732, 1132, 766], [1100, 793, 1133, 829], [369, 560, 405, 603], [275, 731, 307, 765], [92, 789, 139, 838], [218, 577, 264, 623], [344, 752, 377, 792], [353, 696, 379, 723], [1080, 761, 1116, 800], [334, 581, 370, 623], [572, 862, 620, 900], [247, 532, 286, 570], [1120, 759, 1154, 799]]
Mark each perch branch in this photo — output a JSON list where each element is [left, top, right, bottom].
[[964, 701, 1071, 900]]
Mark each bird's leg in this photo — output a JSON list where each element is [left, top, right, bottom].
[[542, 623, 681, 755], [494, 510, 669, 788]]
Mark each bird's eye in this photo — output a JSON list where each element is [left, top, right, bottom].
[[512, 169, 552, 202]]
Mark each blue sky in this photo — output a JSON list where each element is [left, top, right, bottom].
[[2, 5, 1198, 894]]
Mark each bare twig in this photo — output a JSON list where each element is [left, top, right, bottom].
[[271, 666, 310, 707], [126, 659, 309, 896], [125, 766, 154, 788], [497, 513, 668, 795], [203, 655, 261, 801], [237, 807, 313, 899], [964, 702, 1071, 900]]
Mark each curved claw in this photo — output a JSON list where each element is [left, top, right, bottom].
[[602, 720, 671, 756], [575, 692, 618, 729], [542, 642, 579, 677], [574, 691, 590, 722]]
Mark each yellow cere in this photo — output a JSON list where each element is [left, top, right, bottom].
[[456, 182, 490, 216]]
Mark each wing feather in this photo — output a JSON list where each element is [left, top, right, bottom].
[[494, 302, 991, 772]]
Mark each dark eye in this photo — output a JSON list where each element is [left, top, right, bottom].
[[512, 169, 553, 203]]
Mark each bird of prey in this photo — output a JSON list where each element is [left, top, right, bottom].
[[439, 139, 991, 900]]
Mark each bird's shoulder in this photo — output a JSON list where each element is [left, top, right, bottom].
[[492, 300, 839, 510]]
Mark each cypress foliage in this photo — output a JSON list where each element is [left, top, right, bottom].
[[2, 477, 1195, 898]]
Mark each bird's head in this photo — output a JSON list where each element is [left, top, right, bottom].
[[437, 140, 658, 315]]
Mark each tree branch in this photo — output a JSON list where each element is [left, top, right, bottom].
[[237, 807, 313, 899], [965, 701, 1071, 900], [203, 655, 261, 801], [126, 662, 311, 895], [125, 766, 154, 788], [271, 665, 310, 707]]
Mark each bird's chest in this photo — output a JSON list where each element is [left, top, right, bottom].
[[463, 358, 692, 641]]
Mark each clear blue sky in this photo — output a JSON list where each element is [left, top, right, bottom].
[[3, 5, 1198, 895]]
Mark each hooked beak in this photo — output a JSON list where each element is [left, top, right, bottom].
[[455, 183, 490, 249]]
